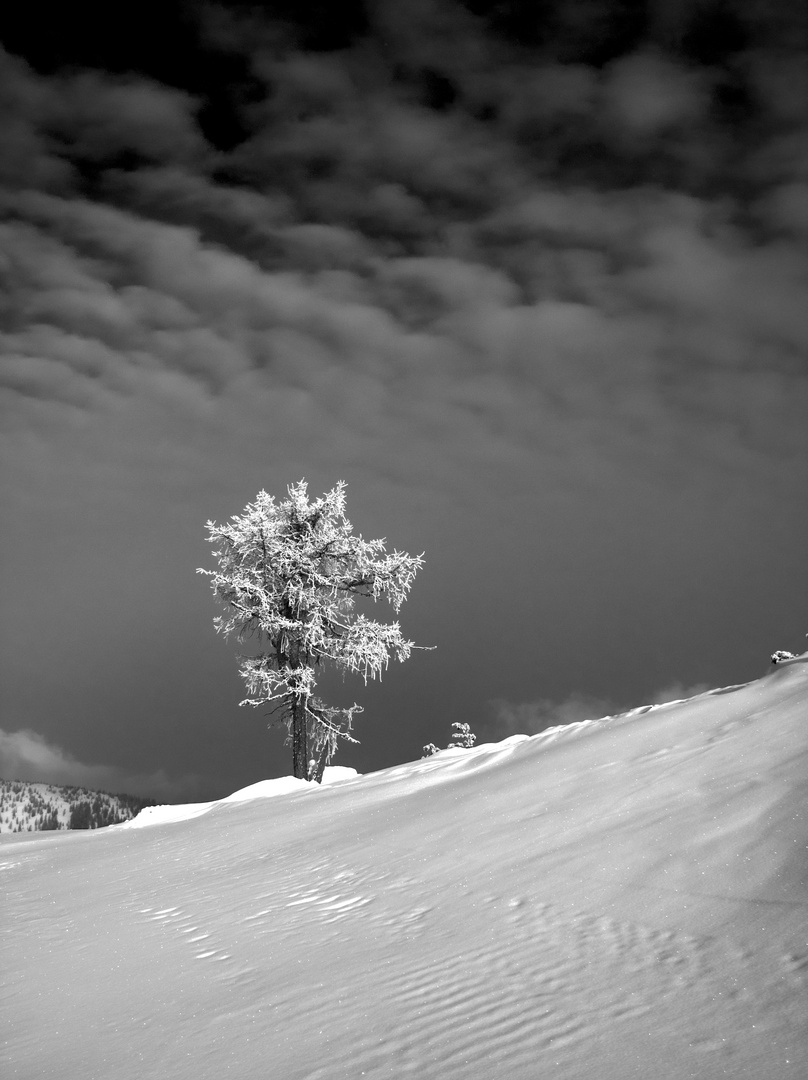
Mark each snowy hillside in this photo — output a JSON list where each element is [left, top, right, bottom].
[[0, 778, 155, 833], [3, 658, 806, 1080]]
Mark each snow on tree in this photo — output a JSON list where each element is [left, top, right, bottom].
[[198, 480, 426, 782], [448, 722, 476, 749], [422, 722, 477, 757]]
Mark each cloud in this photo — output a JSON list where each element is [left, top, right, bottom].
[[0, 46, 208, 192], [755, 182, 808, 240], [601, 51, 707, 138], [0, 728, 203, 802], [0, 49, 74, 191], [508, 61, 599, 121], [484, 678, 718, 742], [2, 172, 805, 505], [103, 165, 294, 257], [49, 71, 206, 166], [484, 693, 621, 740], [647, 681, 711, 705]]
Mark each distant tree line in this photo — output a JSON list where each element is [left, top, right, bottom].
[[0, 780, 156, 832]]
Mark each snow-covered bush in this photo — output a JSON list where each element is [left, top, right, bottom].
[[422, 722, 477, 757], [771, 650, 796, 664], [449, 722, 476, 748]]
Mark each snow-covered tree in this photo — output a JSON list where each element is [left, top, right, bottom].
[[449, 722, 476, 749], [422, 722, 477, 757], [771, 650, 796, 664], [198, 480, 426, 782], [419, 721, 477, 756]]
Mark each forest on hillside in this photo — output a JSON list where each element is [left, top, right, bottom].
[[0, 779, 156, 832]]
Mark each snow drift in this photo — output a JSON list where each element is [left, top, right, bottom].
[[3, 659, 806, 1079]]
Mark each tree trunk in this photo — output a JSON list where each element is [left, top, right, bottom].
[[310, 740, 329, 784], [291, 694, 308, 780]]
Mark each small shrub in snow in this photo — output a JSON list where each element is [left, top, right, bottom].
[[449, 722, 476, 749], [422, 722, 478, 757], [771, 650, 796, 664]]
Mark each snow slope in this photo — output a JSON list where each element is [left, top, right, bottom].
[[3, 660, 806, 1080]]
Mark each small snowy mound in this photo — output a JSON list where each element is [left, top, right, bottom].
[[120, 767, 360, 828], [221, 767, 359, 803]]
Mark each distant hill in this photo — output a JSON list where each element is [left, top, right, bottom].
[[0, 778, 156, 832]]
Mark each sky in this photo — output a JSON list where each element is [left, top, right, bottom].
[[4, 659, 806, 1077], [0, 1, 806, 801]]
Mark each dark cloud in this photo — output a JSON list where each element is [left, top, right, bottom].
[[0, 727, 204, 802], [47, 73, 205, 168], [0, 48, 209, 191]]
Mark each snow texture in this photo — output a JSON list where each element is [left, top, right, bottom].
[[3, 659, 807, 1079]]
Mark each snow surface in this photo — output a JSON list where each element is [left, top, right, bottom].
[[3, 660, 807, 1079], [116, 767, 361, 828]]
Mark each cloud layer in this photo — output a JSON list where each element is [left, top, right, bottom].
[[2, 28, 805, 485], [0, 728, 203, 802]]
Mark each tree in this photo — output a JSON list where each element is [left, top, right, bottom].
[[448, 722, 476, 748], [422, 721, 477, 757], [69, 802, 92, 830], [198, 480, 426, 782]]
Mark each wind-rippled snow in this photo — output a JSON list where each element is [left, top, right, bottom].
[[3, 660, 806, 1079]]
